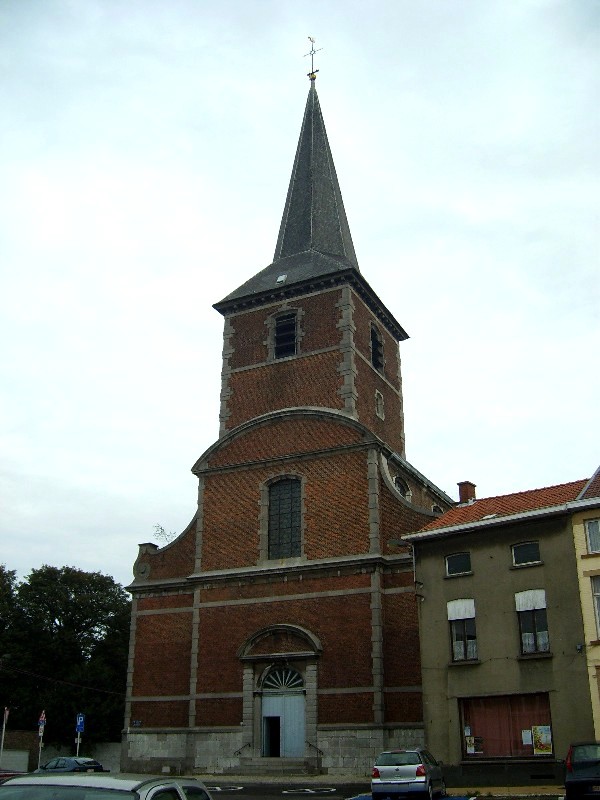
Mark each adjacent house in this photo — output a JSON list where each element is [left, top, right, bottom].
[[571, 466, 600, 737], [403, 477, 598, 785]]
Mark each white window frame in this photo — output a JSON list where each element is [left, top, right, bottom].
[[586, 519, 600, 554], [447, 599, 477, 661], [446, 552, 472, 577], [512, 541, 541, 566], [592, 576, 600, 638]]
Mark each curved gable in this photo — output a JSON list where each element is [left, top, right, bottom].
[[193, 408, 374, 472]]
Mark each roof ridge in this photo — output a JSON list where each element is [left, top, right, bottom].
[[466, 478, 587, 505]]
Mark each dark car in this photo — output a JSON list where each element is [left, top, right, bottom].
[[35, 756, 105, 773], [371, 747, 445, 800], [0, 773, 213, 798], [565, 742, 600, 800]]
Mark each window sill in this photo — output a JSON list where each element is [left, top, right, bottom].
[[445, 571, 474, 579], [449, 659, 481, 667], [518, 651, 552, 661], [589, 640, 600, 646], [581, 552, 600, 559], [510, 562, 543, 570]]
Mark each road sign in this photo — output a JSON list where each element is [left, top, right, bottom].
[[76, 713, 85, 733]]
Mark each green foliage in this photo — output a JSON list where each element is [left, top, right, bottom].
[[0, 564, 131, 747]]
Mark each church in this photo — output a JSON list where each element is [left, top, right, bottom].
[[122, 71, 453, 776]]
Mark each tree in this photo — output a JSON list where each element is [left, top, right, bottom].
[[0, 566, 131, 745]]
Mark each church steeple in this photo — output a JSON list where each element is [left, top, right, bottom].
[[273, 77, 358, 269], [214, 78, 368, 314]]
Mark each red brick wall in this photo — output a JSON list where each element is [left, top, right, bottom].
[[382, 592, 421, 688], [209, 416, 363, 468], [129, 700, 188, 728], [384, 692, 423, 724], [195, 592, 373, 692], [379, 480, 435, 554], [195, 698, 242, 727], [132, 611, 193, 695], [352, 294, 405, 453], [202, 435, 373, 571], [228, 290, 343, 370], [318, 693, 374, 723], [226, 351, 344, 430]]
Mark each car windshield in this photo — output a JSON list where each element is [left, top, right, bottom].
[[376, 752, 421, 766], [574, 745, 600, 762], [0, 787, 135, 799]]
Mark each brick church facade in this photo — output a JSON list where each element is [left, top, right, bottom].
[[122, 75, 453, 776]]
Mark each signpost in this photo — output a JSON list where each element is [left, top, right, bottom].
[[0, 707, 9, 767], [37, 710, 46, 768], [75, 713, 85, 756]]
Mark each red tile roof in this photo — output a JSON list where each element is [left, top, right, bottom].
[[419, 479, 588, 532], [580, 466, 600, 500]]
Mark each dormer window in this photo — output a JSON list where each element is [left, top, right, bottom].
[[370, 323, 384, 372], [276, 274, 287, 284], [274, 312, 297, 359]]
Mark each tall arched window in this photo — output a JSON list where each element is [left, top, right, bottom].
[[269, 478, 301, 558]]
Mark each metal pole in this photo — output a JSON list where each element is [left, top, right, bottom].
[[0, 708, 7, 767], [76, 732, 80, 756], [37, 727, 43, 768]]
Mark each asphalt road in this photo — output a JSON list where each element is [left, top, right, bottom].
[[202, 779, 371, 799]]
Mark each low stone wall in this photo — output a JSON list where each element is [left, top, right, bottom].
[[122, 724, 425, 776]]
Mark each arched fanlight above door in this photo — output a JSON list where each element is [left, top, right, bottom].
[[262, 666, 304, 691]]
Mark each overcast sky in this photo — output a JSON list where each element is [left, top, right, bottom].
[[1, 0, 598, 589]]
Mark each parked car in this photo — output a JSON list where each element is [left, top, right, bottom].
[[371, 747, 446, 800], [0, 772, 213, 799], [565, 742, 600, 800], [35, 756, 105, 773]]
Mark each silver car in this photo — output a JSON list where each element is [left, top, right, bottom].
[[0, 772, 213, 799], [371, 748, 446, 800]]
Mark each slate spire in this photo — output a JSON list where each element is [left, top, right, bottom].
[[273, 76, 359, 268], [214, 76, 364, 313]]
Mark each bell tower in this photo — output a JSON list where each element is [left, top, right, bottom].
[[214, 74, 408, 456]]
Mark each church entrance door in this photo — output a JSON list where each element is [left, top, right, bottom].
[[261, 667, 305, 757]]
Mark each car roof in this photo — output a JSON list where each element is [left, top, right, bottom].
[[2, 773, 207, 790]]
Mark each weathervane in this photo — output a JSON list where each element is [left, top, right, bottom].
[[304, 36, 322, 81]]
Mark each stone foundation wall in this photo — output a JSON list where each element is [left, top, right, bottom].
[[122, 725, 424, 776]]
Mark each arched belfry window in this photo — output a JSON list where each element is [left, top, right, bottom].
[[268, 478, 301, 559], [370, 323, 384, 372], [274, 312, 297, 359], [262, 666, 304, 692]]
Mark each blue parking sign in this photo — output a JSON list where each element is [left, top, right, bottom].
[[76, 713, 85, 733]]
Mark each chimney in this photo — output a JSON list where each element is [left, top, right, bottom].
[[458, 481, 476, 504]]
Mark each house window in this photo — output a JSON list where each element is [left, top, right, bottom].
[[586, 520, 600, 553], [515, 590, 549, 654], [447, 599, 478, 661], [592, 576, 600, 638], [268, 478, 301, 559], [274, 312, 297, 359], [446, 552, 472, 576], [512, 541, 541, 566], [370, 323, 384, 372]]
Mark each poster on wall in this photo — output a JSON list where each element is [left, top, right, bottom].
[[532, 725, 553, 755]]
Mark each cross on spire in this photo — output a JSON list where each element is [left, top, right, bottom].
[[304, 36, 322, 81]]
